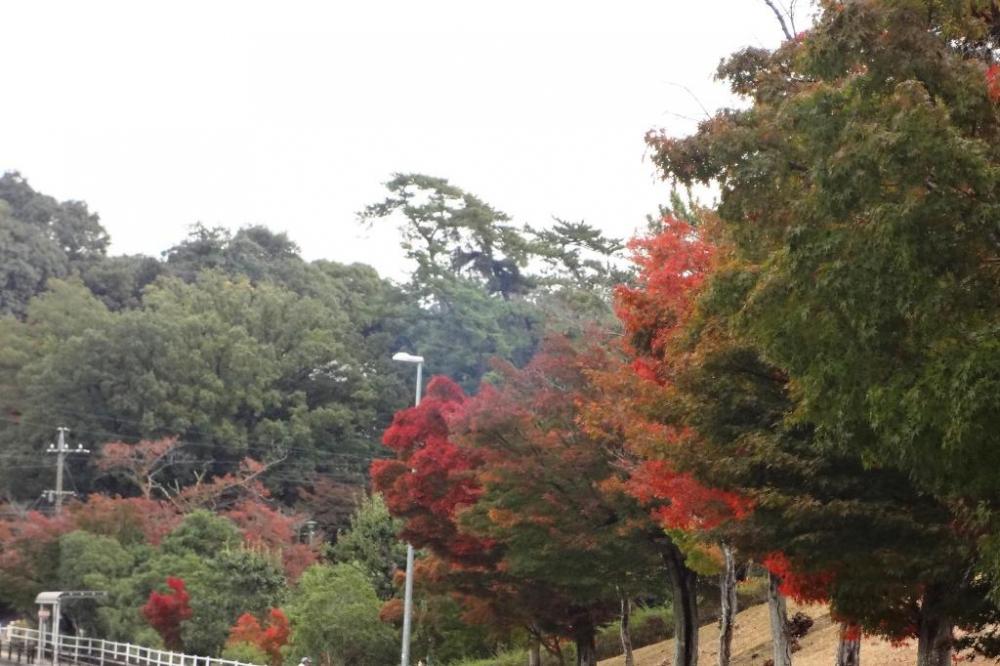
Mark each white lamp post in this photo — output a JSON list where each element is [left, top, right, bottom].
[[392, 351, 423, 666]]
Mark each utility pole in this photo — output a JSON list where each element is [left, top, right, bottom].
[[45, 427, 89, 514]]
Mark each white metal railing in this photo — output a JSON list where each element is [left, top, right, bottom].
[[6, 627, 263, 666]]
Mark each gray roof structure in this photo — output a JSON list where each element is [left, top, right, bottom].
[[35, 591, 107, 604]]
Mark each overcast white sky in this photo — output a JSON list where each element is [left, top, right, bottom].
[[1, 1, 797, 280]]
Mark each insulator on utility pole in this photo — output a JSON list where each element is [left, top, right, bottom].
[[44, 427, 89, 514]]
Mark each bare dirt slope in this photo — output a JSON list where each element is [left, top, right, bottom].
[[599, 601, 999, 666]]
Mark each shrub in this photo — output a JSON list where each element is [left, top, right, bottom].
[[221, 642, 269, 665]]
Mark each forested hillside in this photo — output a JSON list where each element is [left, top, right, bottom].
[[0, 171, 625, 526]]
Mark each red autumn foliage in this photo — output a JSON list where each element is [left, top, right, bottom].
[[224, 500, 319, 581], [762, 552, 835, 604], [627, 460, 751, 531], [381, 375, 466, 455], [227, 608, 290, 665], [606, 216, 754, 536], [279, 544, 319, 583], [0, 497, 179, 610], [175, 457, 272, 512], [378, 597, 404, 624], [98, 438, 180, 500], [228, 612, 263, 645], [70, 495, 180, 545], [615, 216, 715, 368], [0, 509, 73, 568], [296, 476, 362, 536], [987, 63, 1000, 102], [0, 509, 74, 606], [142, 577, 193, 650], [376, 367, 601, 640], [447, 336, 678, 648], [372, 376, 493, 564]]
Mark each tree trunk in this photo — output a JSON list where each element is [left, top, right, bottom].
[[575, 623, 598, 666], [834, 624, 860, 666], [619, 588, 635, 666], [528, 639, 541, 666], [663, 542, 699, 666], [767, 572, 792, 666], [718, 543, 737, 666], [916, 587, 952, 666]]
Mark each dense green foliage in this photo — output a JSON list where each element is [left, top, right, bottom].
[[0, 173, 109, 317], [636, 1, 1000, 661], [362, 173, 625, 389], [329, 494, 406, 601], [651, 0, 1000, 496], [284, 563, 397, 666]]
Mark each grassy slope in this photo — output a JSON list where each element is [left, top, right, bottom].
[[599, 601, 999, 666]]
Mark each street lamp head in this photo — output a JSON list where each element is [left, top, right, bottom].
[[392, 352, 424, 364]]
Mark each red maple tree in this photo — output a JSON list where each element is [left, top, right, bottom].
[[142, 577, 193, 650], [372, 376, 492, 563]]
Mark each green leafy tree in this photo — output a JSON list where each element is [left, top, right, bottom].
[[285, 564, 397, 666], [362, 174, 628, 391], [650, 0, 1000, 512], [329, 494, 406, 601], [361, 174, 543, 389], [0, 172, 109, 317], [530, 218, 629, 307], [58, 531, 135, 634], [0, 202, 69, 318], [361, 173, 536, 297], [164, 224, 311, 293], [671, 301, 998, 663], [643, 4, 1000, 661], [181, 549, 287, 656], [81, 254, 165, 311], [0, 172, 108, 262], [161, 510, 242, 557], [0, 274, 393, 501]]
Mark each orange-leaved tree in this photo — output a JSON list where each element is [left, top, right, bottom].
[[227, 608, 290, 665], [586, 213, 751, 666]]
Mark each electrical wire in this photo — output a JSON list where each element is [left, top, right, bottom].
[[0, 404, 398, 459], [0, 413, 388, 464]]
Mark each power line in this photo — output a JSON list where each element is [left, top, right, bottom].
[[0, 412, 388, 462], [3, 402, 397, 452]]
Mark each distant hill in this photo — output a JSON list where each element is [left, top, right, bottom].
[[599, 601, 999, 666]]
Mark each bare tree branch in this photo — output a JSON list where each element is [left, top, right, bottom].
[[665, 82, 713, 120], [762, 0, 795, 40]]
